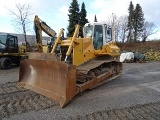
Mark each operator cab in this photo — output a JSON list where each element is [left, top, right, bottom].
[[83, 22, 112, 50], [0, 34, 18, 53]]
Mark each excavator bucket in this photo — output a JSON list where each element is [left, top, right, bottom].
[[18, 53, 77, 108]]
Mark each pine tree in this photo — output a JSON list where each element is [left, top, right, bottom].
[[127, 1, 134, 42], [67, 0, 80, 37], [133, 4, 144, 42], [94, 15, 98, 22], [79, 2, 88, 37]]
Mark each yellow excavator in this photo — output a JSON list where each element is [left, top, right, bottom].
[[18, 20, 122, 108], [0, 34, 27, 69], [34, 15, 57, 53]]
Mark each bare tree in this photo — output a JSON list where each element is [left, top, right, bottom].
[[8, 4, 32, 43], [119, 15, 128, 43], [142, 21, 158, 42], [106, 14, 121, 42], [106, 14, 129, 42]]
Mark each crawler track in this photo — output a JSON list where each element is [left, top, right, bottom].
[[0, 82, 58, 119]]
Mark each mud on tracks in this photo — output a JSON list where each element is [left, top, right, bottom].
[[0, 82, 58, 119]]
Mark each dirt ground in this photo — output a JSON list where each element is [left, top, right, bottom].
[[0, 62, 160, 120]]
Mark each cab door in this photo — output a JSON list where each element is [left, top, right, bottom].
[[93, 25, 103, 50], [7, 35, 18, 53]]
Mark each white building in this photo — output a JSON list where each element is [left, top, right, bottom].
[[0, 32, 50, 46]]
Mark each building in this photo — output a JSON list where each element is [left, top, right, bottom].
[[0, 32, 50, 46]]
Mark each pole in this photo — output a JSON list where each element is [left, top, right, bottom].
[[112, 13, 115, 41]]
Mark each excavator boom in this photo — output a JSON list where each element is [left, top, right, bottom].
[[34, 15, 57, 52]]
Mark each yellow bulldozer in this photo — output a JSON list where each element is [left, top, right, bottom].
[[18, 21, 122, 108]]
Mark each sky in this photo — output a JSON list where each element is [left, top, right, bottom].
[[0, 0, 159, 40]]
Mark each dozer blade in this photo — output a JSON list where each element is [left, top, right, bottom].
[[18, 59, 77, 108]]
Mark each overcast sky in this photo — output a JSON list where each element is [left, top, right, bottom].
[[0, 0, 159, 39]]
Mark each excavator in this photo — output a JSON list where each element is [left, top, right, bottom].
[[18, 19, 122, 108], [0, 34, 27, 69], [34, 15, 57, 53]]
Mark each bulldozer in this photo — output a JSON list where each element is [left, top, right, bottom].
[[18, 21, 122, 108], [0, 34, 27, 69]]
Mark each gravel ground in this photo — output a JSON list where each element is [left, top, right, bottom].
[[0, 62, 160, 120], [0, 65, 19, 84]]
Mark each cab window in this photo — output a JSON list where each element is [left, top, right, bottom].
[[93, 25, 103, 50], [8, 36, 17, 47], [0, 35, 7, 45], [9, 38, 14, 46], [105, 27, 112, 43], [83, 25, 93, 38]]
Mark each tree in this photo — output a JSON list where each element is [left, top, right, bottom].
[[8, 4, 32, 43], [94, 15, 98, 22], [106, 14, 129, 43], [114, 15, 121, 42], [106, 14, 121, 42], [79, 2, 88, 37], [142, 21, 158, 42], [127, 1, 134, 42], [133, 4, 144, 42], [119, 15, 128, 43], [67, 0, 80, 37]]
